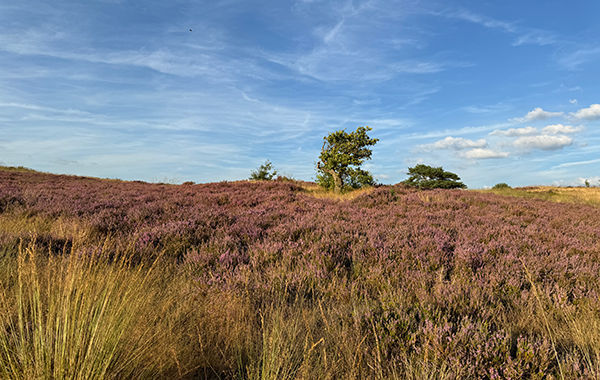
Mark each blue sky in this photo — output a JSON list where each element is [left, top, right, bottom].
[[1, 0, 599, 188]]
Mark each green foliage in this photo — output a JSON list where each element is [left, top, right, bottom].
[[250, 160, 278, 181], [492, 183, 511, 189], [403, 164, 467, 189], [316, 168, 375, 191], [585, 179, 590, 188], [316, 126, 378, 193]]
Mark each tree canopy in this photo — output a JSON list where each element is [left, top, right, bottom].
[[316, 126, 378, 193], [403, 164, 467, 189]]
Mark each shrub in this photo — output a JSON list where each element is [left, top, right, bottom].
[[249, 160, 277, 181], [492, 183, 511, 189]]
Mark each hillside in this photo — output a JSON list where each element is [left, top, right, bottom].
[[1, 168, 600, 379]]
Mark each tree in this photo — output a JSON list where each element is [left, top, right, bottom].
[[249, 160, 277, 181], [403, 164, 466, 189], [316, 126, 378, 193]]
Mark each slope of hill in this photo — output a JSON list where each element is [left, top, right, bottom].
[[1, 168, 600, 379]]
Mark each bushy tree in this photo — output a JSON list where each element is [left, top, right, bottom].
[[316, 126, 378, 193], [403, 164, 466, 189], [249, 160, 277, 181], [492, 183, 510, 189]]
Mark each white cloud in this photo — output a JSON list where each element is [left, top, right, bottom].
[[374, 174, 390, 180], [512, 107, 564, 122], [541, 124, 583, 134], [569, 99, 578, 105], [513, 135, 573, 151], [489, 126, 537, 136], [420, 136, 487, 151], [461, 148, 510, 159], [571, 104, 600, 121]]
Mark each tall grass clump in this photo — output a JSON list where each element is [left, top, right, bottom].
[[0, 239, 179, 380]]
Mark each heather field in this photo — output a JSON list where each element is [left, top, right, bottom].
[[1, 168, 600, 379]]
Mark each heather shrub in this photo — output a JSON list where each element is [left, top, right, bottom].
[[2, 168, 600, 378]]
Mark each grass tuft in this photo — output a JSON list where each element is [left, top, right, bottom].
[[0, 239, 182, 380]]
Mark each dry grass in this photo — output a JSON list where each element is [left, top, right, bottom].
[[0, 166, 39, 174], [482, 186, 600, 206], [0, 237, 190, 380], [299, 183, 374, 201]]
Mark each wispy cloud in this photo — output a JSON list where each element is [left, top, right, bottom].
[[462, 103, 513, 114], [441, 9, 557, 46], [551, 158, 600, 169], [557, 47, 600, 70]]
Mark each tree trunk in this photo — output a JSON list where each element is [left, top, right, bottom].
[[326, 169, 342, 194], [318, 160, 343, 194]]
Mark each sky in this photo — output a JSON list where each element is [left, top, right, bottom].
[[1, 0, 599, 188]]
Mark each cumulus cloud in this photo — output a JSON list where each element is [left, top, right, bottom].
[[420, 136, 487, 151], [541, 124, 583, 134], [571, 104, 600, 120], [489, 126, 537, 136], [461, 148, 510, 159], [512, 107, 563, 122], [513, 135, 573, 151]]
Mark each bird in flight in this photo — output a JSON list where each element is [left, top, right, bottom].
[[189, 29, 192, 32]]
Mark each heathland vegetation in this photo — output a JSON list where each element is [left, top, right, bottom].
[[1, 166, 600, 379]]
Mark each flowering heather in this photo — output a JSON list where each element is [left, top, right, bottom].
[[1, 169, 600, 379]]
